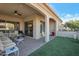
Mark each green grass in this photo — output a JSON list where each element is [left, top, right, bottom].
[[29, 37, 79, 56]]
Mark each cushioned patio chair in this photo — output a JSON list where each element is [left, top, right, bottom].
[[14, 31, 25, 45], [0, 36, 19, 56], [50, 32, 55, 36], [0, 39, 4, 56]]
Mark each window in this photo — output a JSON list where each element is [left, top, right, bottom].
[[40, 21, 45, 36], [0, 20, 19, 32]]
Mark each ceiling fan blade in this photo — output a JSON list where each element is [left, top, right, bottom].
[[18, 13, 22, 16], [14, 10, 22, 16]]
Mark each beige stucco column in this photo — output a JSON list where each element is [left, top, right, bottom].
[[45, 16, 50, 42], [20, 19, 25, 33], [55, 21, 58, 36], [33, 15, 40, 39]]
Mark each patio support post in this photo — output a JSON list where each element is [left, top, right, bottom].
[[55, 21, 58, 36], [33, 15, 40, 39], [20, 19, 25, 33], [45, 15, 50, 42]]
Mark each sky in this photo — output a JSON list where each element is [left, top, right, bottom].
[[49, 3, 79, 22]]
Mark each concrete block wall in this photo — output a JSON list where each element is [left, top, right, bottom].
[[57, 31, 79, 39]]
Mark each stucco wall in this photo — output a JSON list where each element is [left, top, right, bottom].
[[24, 15, 44, 39], [57, 31, 79, 39], [49, 20, 56, 33]]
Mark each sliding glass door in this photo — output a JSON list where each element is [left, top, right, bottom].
[[25, 21, 33, 37], [40, 21, 45, 36]]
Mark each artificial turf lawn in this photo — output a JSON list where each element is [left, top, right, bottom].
[[29, 37, 79, 56]]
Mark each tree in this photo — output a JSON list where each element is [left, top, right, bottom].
[[64, 20, 79, 31]]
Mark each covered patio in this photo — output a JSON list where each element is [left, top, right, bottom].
[[0, 3, 61, 56], [17, 36, 45, 56]]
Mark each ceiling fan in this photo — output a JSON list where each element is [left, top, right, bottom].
[[14, 10, 22, 16]]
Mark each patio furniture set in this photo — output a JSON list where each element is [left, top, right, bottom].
[[0, 30, 24, 56]]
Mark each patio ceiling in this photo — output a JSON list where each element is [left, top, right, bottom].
[[0, 3, 42, 18]]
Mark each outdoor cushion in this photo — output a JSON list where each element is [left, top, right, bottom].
[[0, 36, 16, 49], [0, 32, 4, 37], [0, 39, 4, 51], [50, 32, 55, 36], [0, 36, 18, 56]]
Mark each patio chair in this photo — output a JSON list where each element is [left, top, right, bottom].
[[14, 30, 25, 45], [0, 39, 4, 56], [0, 32, 5, 37], [0, 36, 19, 56], [1, 36, 16, 48], [50, 32, 55, 36], [50, 32, 56, 40], [14, 35, 24, 45], [4, 45, 19, 56]]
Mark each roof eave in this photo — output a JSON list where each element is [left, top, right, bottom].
[[44, 3, 62, 22]]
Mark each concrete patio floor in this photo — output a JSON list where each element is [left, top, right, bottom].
[[17, 36, 46, 56]]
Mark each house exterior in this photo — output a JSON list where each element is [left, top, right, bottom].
[[0, 3, 62, 42]]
